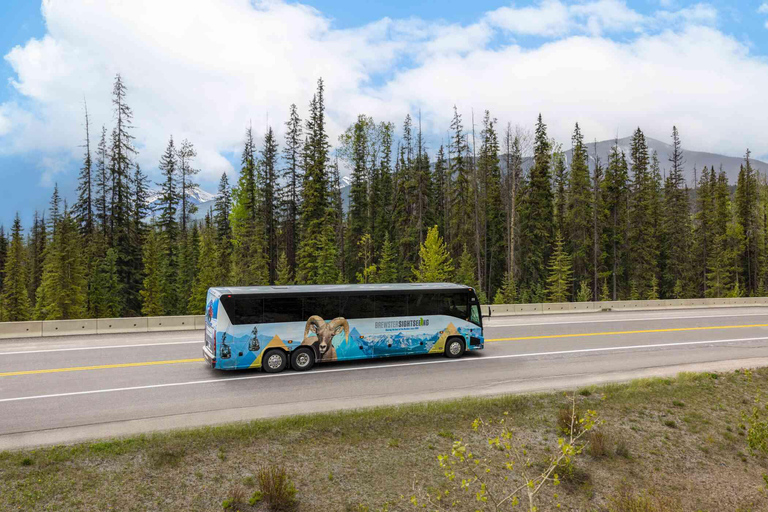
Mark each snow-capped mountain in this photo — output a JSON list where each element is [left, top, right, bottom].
[[146, 187, 218, 218]]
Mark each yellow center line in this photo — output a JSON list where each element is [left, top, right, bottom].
[[0, 358, 204, 378], [486, 323, 768, 342]]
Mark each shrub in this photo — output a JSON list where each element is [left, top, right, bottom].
[[20, 458, 33, 467], [257, 464, 297, 511], [222, 485, 246, 510], [587, 430, 611, 458]]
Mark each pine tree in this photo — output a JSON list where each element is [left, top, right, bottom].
[[157, 136, 181, 313], [601, 142, 629, 300], [449, 106, 472, 256], [94, 125, 110, 235], [90, 248, 123, 318], [591, 140, 604, 300], [214, 172, 232, 281], [413, 226, 454, 283], [0, 226, 6, 297], [566, 123, 592, 294], [518, 114, 554, 294], [628, 127, 659, 299], [377, 233, 399, 283], [662, 126, 693, 298], [347, 115, 370, 280], [493, 271, 516, 304], [261, 127, 280, 284], [693, 166, 715, 296], [546, 233, 573, 303], [455, 244, 479, 289], [177, 139, 199, 234], [1, 214, 31, 321], [576, 281, 591, 302], [735, 149, 762, 293], [282, 104, 303, 272], [552, 147, 567, 236], [275, 251, 295, 285], [140, 226, 164, 316], [108, 74, 138, 314], [27, 212, 46, 304], [187, 226, 223, 315], [355, 233, 377, 284], [373, 122, 394, 250], [75, 100, 95, 237], [433, 144, 448, 239], [328, 156, 345, 282], [480, 111, 504, 299]]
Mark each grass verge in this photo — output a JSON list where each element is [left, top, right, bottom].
[[2, 368, 768, 511]]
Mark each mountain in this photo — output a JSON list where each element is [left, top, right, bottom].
[[146, 187, 217, 219], [562, 136, 768, 186], [181, 139, 766, 219]]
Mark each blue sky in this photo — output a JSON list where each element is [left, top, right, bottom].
[[2, 0, 768, 227]]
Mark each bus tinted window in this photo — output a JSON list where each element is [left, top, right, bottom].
[[231, 297, 262, 325], [408, 293, 439, 316], [439, 293, 468, 320], [375, 294, 408, 317], [303, 296, 340, 320], [263, 297, 303, 323], [339, 294, 374, 319]]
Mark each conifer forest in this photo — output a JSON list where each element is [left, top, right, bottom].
[[0, 74, 764, 321]]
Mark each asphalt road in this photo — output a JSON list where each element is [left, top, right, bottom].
[[3, 306, 768, 450]]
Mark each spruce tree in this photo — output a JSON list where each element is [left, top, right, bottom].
[[275, 251, 295, 285], [601, 143, 630, 300], [140, 226, 163, 316], [27, 212, 46, 305], [94, 126, 110, 235], [518, 114, 554, 295], [177, 139, 199, 234], [90, 250, 123, 317], [566, 123, 592, 294], [75, 101, 95, 236], [377, 233, 399, 283], [493, 272, 516, 305], [449, 106, 472, 257], [0, 226, 6, 297], [628, 127, 659, 299], [480, 112, 504, 299], [662, 126, 693, 298], [735, 150, 762, 293], [282, 104, 303, 272], [373, 122, 394, 250], [347, 115, 370, 280], [413, 225, 454, 283], [1, 214, 31, 321], [546, 233, 573, 303], [214, 172, 232, 281], [157, 136, 181, 313], [261, 127, 279, 284], [552, 147, 567, 236], [455, 243, 479, 289], [433, 144, 448, 239]]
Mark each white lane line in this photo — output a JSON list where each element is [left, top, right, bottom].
[[487, 311, 768, 328], [1, 336, 766, 403], [0, 340, 200, 356]]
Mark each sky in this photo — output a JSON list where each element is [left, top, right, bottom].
[[2, 0, 768, 225]]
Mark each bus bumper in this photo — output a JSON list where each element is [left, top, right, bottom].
[[202, 346, 216, 368]]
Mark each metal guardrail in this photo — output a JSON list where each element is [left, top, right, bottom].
[[0, 297, 766, 339]]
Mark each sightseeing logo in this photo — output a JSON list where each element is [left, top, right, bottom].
[[375, 318, 429, 331]]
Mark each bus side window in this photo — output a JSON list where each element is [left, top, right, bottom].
[[409, 293, 438, 316], [229, 297, 262, 325], [303, 296, 340, 320], [263, 297, 303, 323], [439, 293, 468, 320], [340, 295, 374, 319], [375, 294, 408, 318]]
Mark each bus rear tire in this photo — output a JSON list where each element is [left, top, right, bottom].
[[445, 337, 465, 358], [263, 349, 288, 373], [290, 347, 315, 371]]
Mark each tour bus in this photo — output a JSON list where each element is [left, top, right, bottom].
[[202, 283, 484, 372]]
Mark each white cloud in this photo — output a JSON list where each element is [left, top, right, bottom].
[[1, 0, 767, 188], [759, 3, 768, 14]]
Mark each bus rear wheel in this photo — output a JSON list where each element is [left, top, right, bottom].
[[263, 349, 288, 373], [444, 337, 465, 358], [290, 347, 315, 371]]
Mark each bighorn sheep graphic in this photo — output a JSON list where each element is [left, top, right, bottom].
[[300, 316, 350, 362]]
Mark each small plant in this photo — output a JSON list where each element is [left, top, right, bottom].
[[257, 464, 297, 511], [558, 404, 584, 436], [328, 471, 334, 481], [387, 438, 400, 448], [437, 430, 453, 439], [579, 388, 592, 397], [672, 400, 685, 408], [587, 430, 610, 458], [148, 447, 185, 468], [20, 458, 33, 466], [663, 420, 677, 429], [615, 438, 631, 458], [222, 485, 246, 510], [249, 490, 264, 506]]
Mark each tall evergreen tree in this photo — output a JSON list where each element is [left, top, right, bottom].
[[177, 139, 199, 234], [735, 149, 762, 293], [449, 106, 472, 257], [157, 136, 181, 313], [27, 212, 46, 305], [214, 172, 232, 281], [601, 142, 629, 299], [261, 127, 280, 284], [0, 226, 6, 297], [479, 112, 504, 299], [90, 248, 123, 318], [376, 233, 399, 283], [347, 115, 370, 280], [566, 123, 592, 296], [1, 214, 31, 321], [75, 100, 95, 236], [140, 226, 164, 316], [546, 233, 573, 303], [282, 104, 303, 272], [94, 125, 110, 235], [518, 114, 554, 297]]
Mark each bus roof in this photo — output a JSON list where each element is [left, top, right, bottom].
[[208, 283, 473, 296]]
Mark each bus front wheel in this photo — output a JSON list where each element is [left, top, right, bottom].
[[263, 349, 288, 373], [444, 337, 465, 358], [290, 347, 315, 372]]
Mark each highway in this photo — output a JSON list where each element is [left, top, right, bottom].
[[2, 306, 768, 450]]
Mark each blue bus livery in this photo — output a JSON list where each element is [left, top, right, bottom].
[[202, 283, 483, 372]]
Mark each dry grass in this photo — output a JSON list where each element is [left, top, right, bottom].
[[1, 368, 768, 511], [257, 465, 297, 511]]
